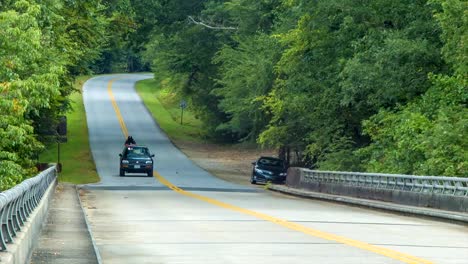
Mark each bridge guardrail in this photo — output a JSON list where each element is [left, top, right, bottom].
[[301, 169, 468, 196], [0, 165, 57, 251]]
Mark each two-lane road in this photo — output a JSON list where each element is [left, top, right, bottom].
[[80, 74, 468, 264]]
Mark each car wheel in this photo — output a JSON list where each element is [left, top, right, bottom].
[[250, 175, 257, 184], [147, 170, 153, 177], [119, 169, 125, 177]]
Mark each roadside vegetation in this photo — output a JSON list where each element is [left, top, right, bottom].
[[134, 0, 467, 176], [135, 79, 204, 142], [1, 0, 466, 191], [39, 77, 100, 184], [0, 0, 134, 190]]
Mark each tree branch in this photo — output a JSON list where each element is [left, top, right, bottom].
[[188, 16, 237, 31]]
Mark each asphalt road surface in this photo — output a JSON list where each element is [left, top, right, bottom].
[[80, 74, 468, 264]]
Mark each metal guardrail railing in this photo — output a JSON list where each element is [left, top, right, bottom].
[[301, 169, 468, 197], [0, 165, 57, 251]]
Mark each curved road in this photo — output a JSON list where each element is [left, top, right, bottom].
[[80, 74, 468, 264]]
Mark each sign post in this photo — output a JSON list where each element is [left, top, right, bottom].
[[56, 116, 67, 172], [179, 100, 187, 125]]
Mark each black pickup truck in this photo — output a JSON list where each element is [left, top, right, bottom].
[[119, 145, 154, 177]]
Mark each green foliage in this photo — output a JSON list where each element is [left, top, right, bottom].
[[126, 0, 464, 176], [140, 0, 231, 140], [222, 0, 282, 34], [432, 0, 467, 74], [257, 0, 446, 169], [0, 0, 118, 190], [359, 0, 467, 176], [359, 74, 467, 176], [0, 1, 48, 190], [39, 77, 100, 184], [339, 31, 441, 110], [213, 34, 281, 141], [94, 0, 138, 73], [139, 0, 286, 142]]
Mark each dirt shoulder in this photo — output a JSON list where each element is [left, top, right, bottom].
[[173, 140, 276, 186]]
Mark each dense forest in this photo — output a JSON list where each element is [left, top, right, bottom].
[[1, 0, 466, 189], [120, 0, 467, 176]]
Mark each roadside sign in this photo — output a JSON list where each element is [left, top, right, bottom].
[[180, 100, 187, 109]]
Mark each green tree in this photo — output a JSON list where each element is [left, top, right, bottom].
[[0, 1, 49, 189], [259, 0, 444, 169], [213, 34, 281, 141], [359, 0, 467, 176], [142, 0, 232, 139], [93, 0, 137, 73], [0, 0, 114, 189]]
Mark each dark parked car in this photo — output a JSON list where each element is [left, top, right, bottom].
[[119, 145, 154, 177], [250, 156, 287, 184]]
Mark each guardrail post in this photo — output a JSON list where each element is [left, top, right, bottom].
[[5, 202, 17, 239]]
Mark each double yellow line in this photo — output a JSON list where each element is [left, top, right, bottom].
[[106, 77, 433, 264]]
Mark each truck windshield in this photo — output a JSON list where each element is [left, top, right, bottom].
[[126, 147, 149, 157]]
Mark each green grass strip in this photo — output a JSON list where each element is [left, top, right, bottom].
[[39, 76, 99, 184]]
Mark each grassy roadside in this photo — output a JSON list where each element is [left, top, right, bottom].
[[135, 78, 204, 142], [39, 76, 100, 184]]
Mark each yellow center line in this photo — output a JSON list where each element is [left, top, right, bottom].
[[107, 77, 129, 138], [105, 78, 433, 264], [155, 172, 432, 264]]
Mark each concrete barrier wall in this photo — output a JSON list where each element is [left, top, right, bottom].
[[286, 167, 468, 213], [0, 179, 57, 264]]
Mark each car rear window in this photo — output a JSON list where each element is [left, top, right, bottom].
[[259, 158, 284, 167]]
